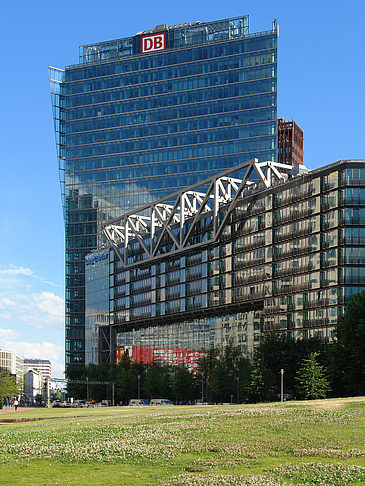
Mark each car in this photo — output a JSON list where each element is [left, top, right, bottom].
[[149, 399, 174, 406], [128, 399, 149, 406]]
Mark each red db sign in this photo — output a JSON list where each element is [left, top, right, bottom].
[[141, 33, 166, 53]]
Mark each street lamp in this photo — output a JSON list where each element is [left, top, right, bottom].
[[280, 369, 284, 402], [201, 372, 204, 403]]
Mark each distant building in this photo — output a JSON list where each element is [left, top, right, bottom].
[[24, 370, 43, 404], [24, 359, 51, 380], [278, 118, 304, 166], [0, 349, 23, 382]]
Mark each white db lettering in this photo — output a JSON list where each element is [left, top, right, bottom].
[[141, 34, 165, 53]]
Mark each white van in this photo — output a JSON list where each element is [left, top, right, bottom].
[[128, 399, 149, 406], [149, 399, 174, 406]]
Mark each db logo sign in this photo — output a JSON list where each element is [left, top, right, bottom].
[[141, 33, 166, 53]]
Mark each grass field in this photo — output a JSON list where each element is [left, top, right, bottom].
[[0, 397, 364, 485]]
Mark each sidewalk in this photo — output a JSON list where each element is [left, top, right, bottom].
[[0, 407, 35, 413]]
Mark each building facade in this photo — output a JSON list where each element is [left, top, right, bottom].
[[23, 359, 52, 381], [24, 370, 44, 404], [85, 158, 365, 369], [0, 350, 24, 382], [278, 118, 304, 166], [50, 16, 279, 367]]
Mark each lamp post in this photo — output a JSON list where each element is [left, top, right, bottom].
[[137, 374, 141, 399], [280, 369, 284, 402], [201, 372, 204, 403]]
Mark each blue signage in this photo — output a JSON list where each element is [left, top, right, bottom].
[[85, 253, 108, 266]]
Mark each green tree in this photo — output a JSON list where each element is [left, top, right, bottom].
[[333, 290, 365, 396], [65, 365, 86, 400], [208, 361, 234, 403], [254, 334, 327, 400], [127, 363, 145, 399], [172, 366, 192, 403], [0, 370, 18, 397], [114, 364, 129, 404], [247, 357, 269, 403], [143, 364, 170, 399], [295, 352, 331, 400]]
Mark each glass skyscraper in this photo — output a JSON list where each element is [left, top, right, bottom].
[[50, 15, 278, 368]]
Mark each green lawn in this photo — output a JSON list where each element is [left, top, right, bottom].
[[0, 398, 364, 485]]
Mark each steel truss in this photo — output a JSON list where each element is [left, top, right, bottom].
[[104, 159, 292, 268]]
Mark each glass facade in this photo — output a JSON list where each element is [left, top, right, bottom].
[[85, 250, 110, 365], [84, 159, 365, 369], [50, 16, 278, 367]]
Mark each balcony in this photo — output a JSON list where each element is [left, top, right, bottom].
[[233, 257, 265, 270], [233, 239, 265, 254], [302, 317, 330, 328], [186, 302, 203, 311]]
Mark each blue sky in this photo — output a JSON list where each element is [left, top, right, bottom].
[[1, 0, 364, 377]]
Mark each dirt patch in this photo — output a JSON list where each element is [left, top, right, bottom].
[[0, 415, 84, 424], [306, 397, 365, 410]]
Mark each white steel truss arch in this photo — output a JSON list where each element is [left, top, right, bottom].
[[104, 159, 292, 268]]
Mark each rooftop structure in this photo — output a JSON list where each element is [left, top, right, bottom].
[[278, 118, 304, 166]]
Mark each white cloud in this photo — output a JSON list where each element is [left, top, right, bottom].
[[0, 264, 60, 287], [0, 264, 33, 277], [0, 264, 65, 376], [33, 292, 64, 319], [0, 298, 17, 308], [0, 291, 64, 330], [0, 328, 20, 339]]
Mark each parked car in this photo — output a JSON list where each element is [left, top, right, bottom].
[[128, 399, 149, 406], [149, 399, 174, 406]]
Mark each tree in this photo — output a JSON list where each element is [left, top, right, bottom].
[[172, 366, 192, 403], [295, 352, 331, 400], [143, 364, 170, 399], [247, 357, 270, 403], [333, 290, 365, 396], [0, 370, 19, 398], [114, 364, 129, 404], [254, 334, 327, 400], [65, 365, 86, 400], [208, 361, 234, 403]]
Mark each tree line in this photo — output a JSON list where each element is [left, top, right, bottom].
[[66, 290, 365, 404]]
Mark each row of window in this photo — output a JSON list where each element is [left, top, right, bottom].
[[65, 65, 276, 109], [66, 109, 275, 147], [65, 35, 277, 82], [65, 79, 276, 121], [67, 51, 275, 96], [66, 134, 276, 160], [65, 93, 276, 134]]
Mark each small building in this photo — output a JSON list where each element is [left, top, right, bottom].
[[24, 359, 51, 381], [24, 370, 43, 404]]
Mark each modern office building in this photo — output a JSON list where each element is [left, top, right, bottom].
[[24, 370, 44, 404], [23, 359, 52, 380], [278, 118, 304, 166], [50, 15, 279, 368], [85, 158, 365, 369], [0, 350, 24, 382]]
